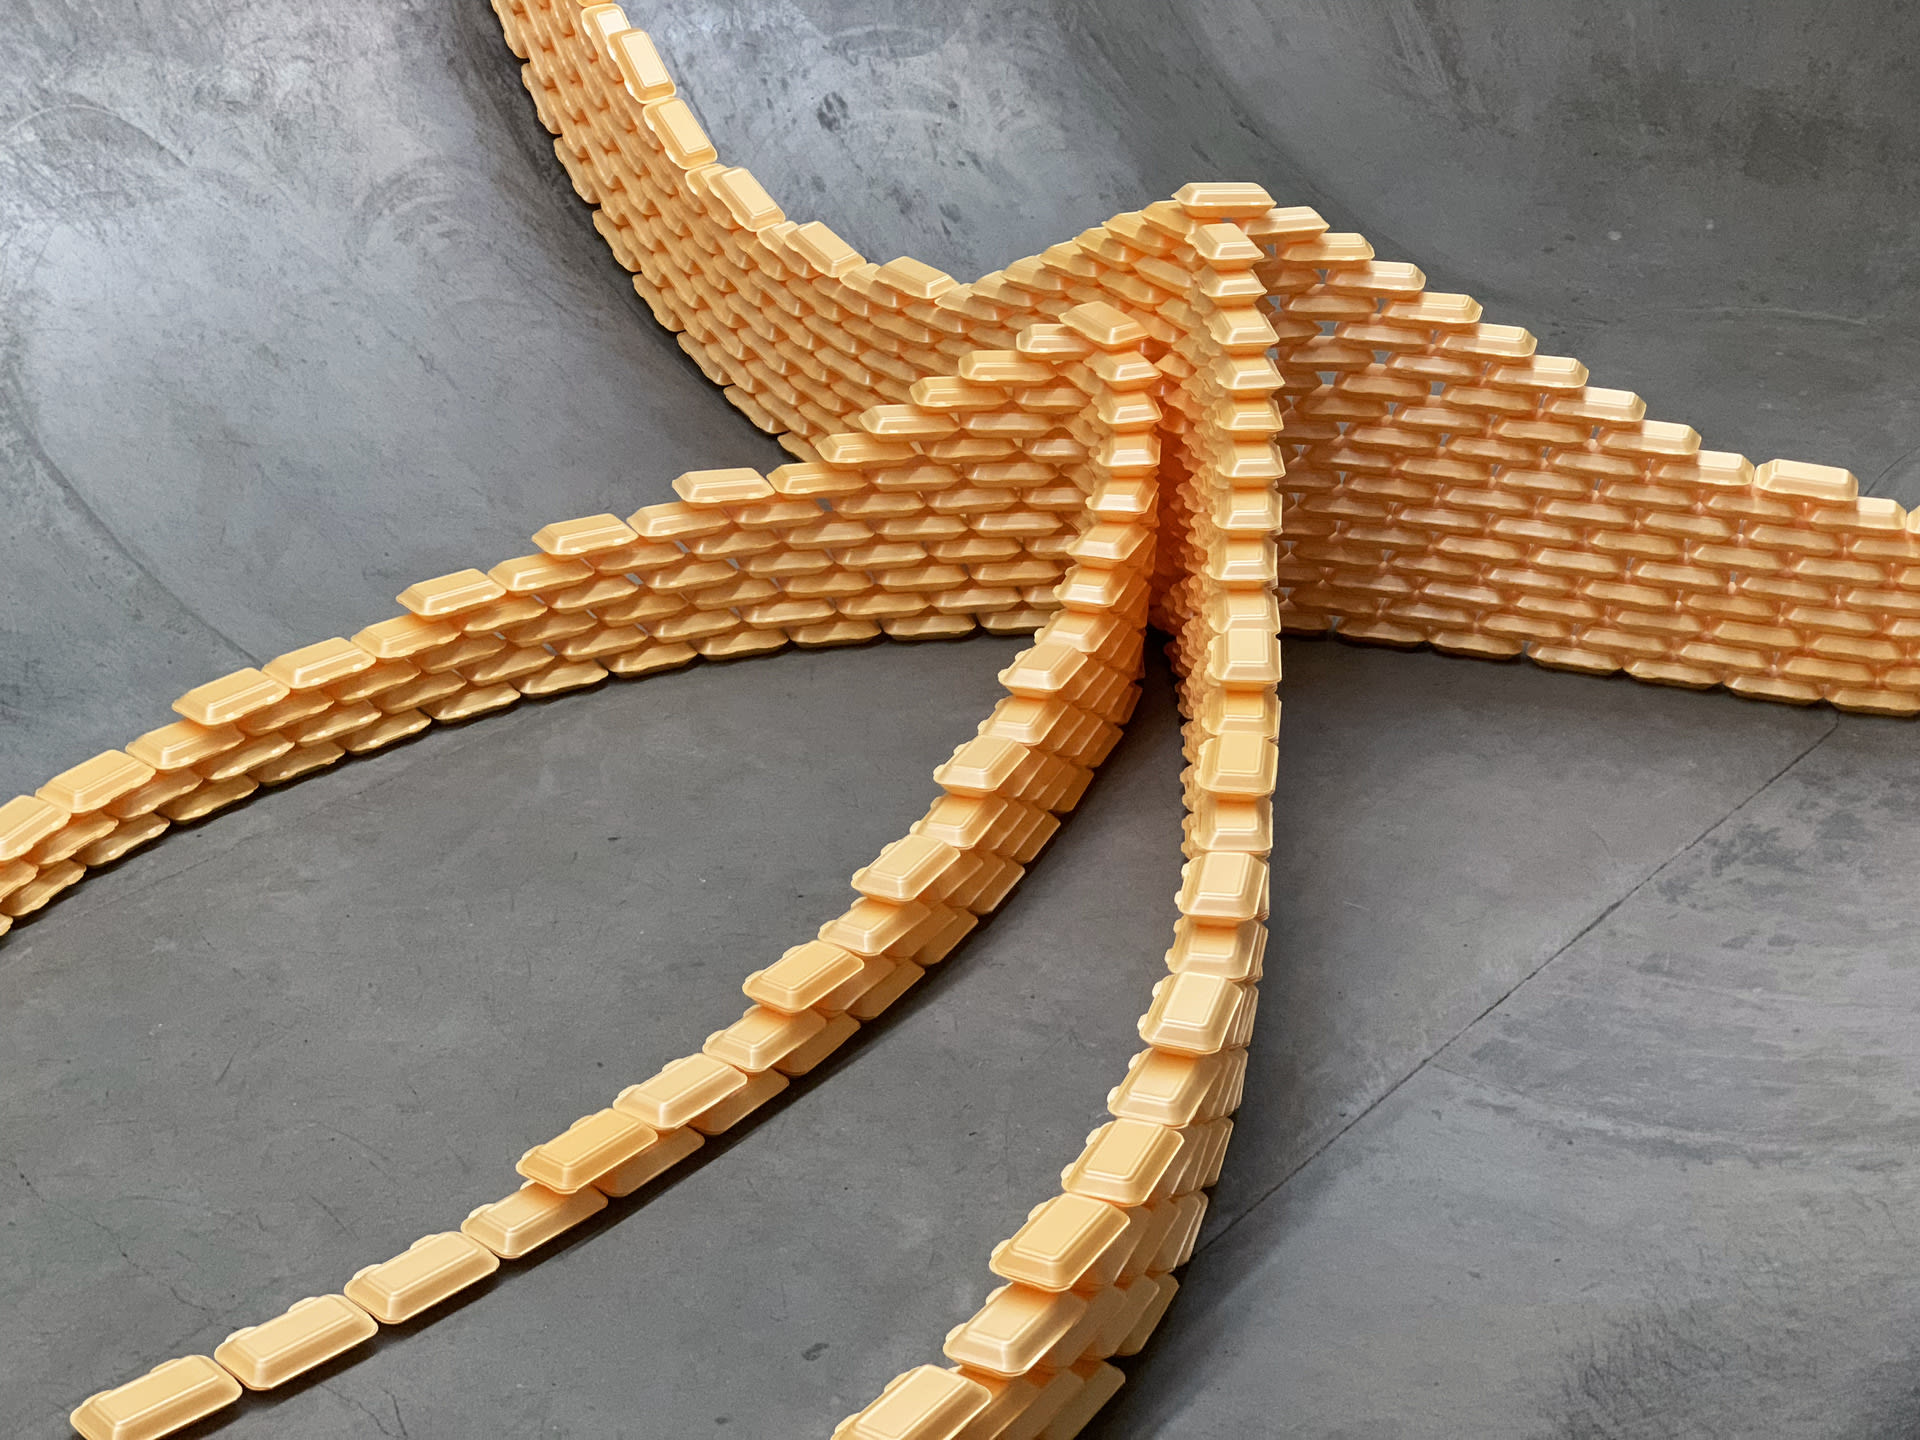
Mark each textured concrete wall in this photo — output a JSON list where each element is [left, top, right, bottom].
[[6, 0, 1915, 793], [7, 0, 1912, 802]]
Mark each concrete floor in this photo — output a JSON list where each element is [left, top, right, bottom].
[[5, 1, 1920, 1436]]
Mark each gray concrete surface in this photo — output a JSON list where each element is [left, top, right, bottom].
[[5, 0, 1920, 1436]]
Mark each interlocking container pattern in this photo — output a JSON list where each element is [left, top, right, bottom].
[[29, 1, 1878, 1435]]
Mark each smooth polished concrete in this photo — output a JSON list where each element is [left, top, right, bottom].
[[5, 1, 1920, 1436]]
